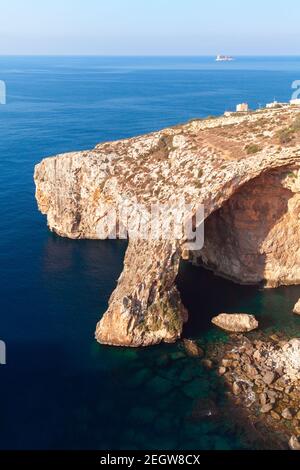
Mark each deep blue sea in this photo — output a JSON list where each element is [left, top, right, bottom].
[[1, 56, 300, 450]]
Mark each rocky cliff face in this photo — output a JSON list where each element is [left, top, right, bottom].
[[34, 106, 300, 347], [190, 166, 300, 287]]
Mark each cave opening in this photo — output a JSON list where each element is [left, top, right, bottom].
[[176, 260, 259, 337], [176, 165, 300, 338], [176, 259, 300, 339]]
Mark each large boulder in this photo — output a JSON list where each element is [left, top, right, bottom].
[[293, 299, 300, 315], [280, 338, 300, 379], [212, 313, 258, 333]]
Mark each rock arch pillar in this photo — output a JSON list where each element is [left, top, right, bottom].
[[95, 239, 188, 347]]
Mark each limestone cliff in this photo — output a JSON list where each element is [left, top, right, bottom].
[[34, 106, 300, 347]]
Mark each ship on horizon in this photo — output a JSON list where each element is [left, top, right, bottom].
[[216, 54, 234, 62]]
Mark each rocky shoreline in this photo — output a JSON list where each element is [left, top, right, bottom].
[[201, 332, 300, 450]]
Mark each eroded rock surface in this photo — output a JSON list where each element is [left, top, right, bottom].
[[34, 106, 300, 346], [191, 167, 300, 287]]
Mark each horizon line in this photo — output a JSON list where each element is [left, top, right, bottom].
[[0, 53, 300, 57]]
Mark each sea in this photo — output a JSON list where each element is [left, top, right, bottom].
[[0, 56, 300, 450]]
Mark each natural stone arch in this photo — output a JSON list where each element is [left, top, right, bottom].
[[34, 106, 300, 347], [96, 162, 300, 347]]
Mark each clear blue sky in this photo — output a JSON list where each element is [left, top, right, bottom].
[[1, 0, 300, 55]]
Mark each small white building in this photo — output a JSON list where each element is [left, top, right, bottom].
[[236, 103, 249, 112], [290, 99, 300, 106], [266, 101, 279, 109]]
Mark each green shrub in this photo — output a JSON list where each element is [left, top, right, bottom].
[[292, 114, 300, 131], [245, 144, 261, 155], [277, 128, 295, 145]]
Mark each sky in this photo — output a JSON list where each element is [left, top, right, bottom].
[[0, 0, 300, 55]]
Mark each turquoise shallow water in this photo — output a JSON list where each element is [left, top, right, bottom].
[[0, 56, 300, 449]]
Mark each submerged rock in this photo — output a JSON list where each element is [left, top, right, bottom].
[[201, 359, 214, 370], [189, 398, 219, 421], [211, 313, 259, 333], [183, 378, 208, 399], [170, 351, 186, 361], [183, 339, 204, 358], [147, 376, 174, 396]]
